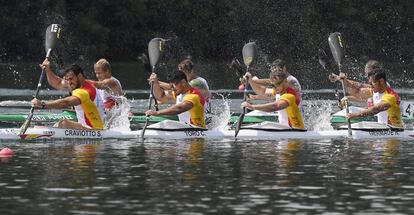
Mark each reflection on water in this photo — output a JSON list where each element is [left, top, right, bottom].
[[1, 138, 414, 214]]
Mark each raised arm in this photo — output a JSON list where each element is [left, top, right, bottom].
[[40, 58, 70, 90], [329, 72, 371, 100], [89, 79, 123, 96], [148, 73, 175, 104]]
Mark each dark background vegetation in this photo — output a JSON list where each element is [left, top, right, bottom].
[[1, 0, 413, 89]]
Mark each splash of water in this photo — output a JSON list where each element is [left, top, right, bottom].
[[207, 94, 231, 130], [304, 100, 337, 130], [104, 96, 131, 131]]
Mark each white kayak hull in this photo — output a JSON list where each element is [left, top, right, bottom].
[[0, 127, 137, 140], [0, 121, 413, 141], [142, 128, 414, 140]]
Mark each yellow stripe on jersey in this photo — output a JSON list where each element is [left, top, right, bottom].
[[381, 93, 402, 127], [279, 93, 305, 129], [183, 93, 205, 128], [72, 88, 104, 129]]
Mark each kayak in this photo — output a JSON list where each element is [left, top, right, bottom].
[[330, 106, 414, 129], [1, 120, 413, 141], [0, 110, 278, 128]]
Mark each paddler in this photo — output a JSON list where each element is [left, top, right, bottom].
[[233, 59, 302, 100], [329, 60, 382, 106], [345, 69, 403, 128], [42, 58, 124, 113], [89, 58, 124, 112], [31, 64, 105, 130], [157, 58, 212, 113], [145, 70, 206, 128], [241, 69, 305, 129]]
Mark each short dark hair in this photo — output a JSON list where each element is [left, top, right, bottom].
[[64, 64, 84, 76], [168, 70, 187, 83], [270, 59, 286, 68], [368, 68, 387, 82]]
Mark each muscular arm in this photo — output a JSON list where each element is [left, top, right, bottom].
[[44, 96, 81, 109], [89, 79, 123, 96], [348, 101, 390, 118], [343, 79, 371, 96], [155, 101, 193, 115], [151, 79, 175, 104], [244, 100, 289, 112], [41, 59, 70, 90]]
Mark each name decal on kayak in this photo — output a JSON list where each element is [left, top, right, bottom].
[[184, 130, 206, 137], [65, 129, 102, 137], [368, 130, 400, 136]]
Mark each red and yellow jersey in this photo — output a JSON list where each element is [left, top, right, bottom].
[[176, 87, 205, 128], [370, 87, 402, 127], [272, 87, 304, 129], [72, 80, 105, 129]]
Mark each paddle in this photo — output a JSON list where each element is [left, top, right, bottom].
[[235, 42, 257, 137], [328, 32, 351, 136], [318, 48, 342, 105], [141, 38, 166, 138], [19, 24, 61, 135]]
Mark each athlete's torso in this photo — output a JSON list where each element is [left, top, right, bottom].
[[72, 80, 105, 129], [176, 87, 206, 128]]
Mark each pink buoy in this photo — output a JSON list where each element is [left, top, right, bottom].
[[238, 84, 245, 91], [0, 147, 13, 157]]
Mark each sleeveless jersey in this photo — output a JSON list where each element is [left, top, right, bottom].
[[273, 87, 305, 129], [188, 76, 211, 113], [175, 87, 206, 128], [72, 80, 105, 129], [370, 87, 402, 127], [97, 76, 123, 110]]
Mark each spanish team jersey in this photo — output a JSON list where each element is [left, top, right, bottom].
[[272, 87, 305, 129], [72, 80, 105, 129], [370, 87, 402, 127], [175, 87, 205, 128], [188, 77, 211, 112]]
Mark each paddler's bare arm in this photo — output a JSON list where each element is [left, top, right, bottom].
[[347, 102, 390, 119], [40, 58, 70, 90], [31, 96, 81, 109], [241, 100, 288, 112], [148, 73, 175, 104], [145, 101, 192, 116], [244, 72, 267, 96], [89, 79, 123, 96], [329, 72, 371, 100]]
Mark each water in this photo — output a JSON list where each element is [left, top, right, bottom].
[[1, 138, 414, 214], [1, 90, 414, 214]]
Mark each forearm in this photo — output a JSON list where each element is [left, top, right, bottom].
[[343, 79, 369, 96], [43, 99, 73, 109], [157, 105, 187, 115], [250, 102, 278, 112], [248, 79, 266, 96]]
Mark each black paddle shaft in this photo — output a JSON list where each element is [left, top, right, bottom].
[[141, 38, 166, 139], [328, 32, 351, 136], [235, 42, 257, 137], [20, 24, 61, 135]]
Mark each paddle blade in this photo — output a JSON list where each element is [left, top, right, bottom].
[[45, 24, 61, 58], [318, 48, 330, 70], [148, 38, 166, 70], [242, 42, 257, 67], [328, 32, 345, 67]]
